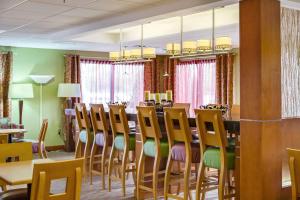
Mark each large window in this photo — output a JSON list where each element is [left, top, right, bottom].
[[80, 59, 144, 110], [175, 59, 216, 112]]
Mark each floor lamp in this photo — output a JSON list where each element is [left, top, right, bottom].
[[30, 75, 55, 125], [9, 83, 34, 125], [57, 83, 81, 108]]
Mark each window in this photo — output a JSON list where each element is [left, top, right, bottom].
[[175, 59, 216, 112], [80, 59, 144, 110]]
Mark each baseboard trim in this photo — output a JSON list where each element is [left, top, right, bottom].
[[45, 145, 65, 152]]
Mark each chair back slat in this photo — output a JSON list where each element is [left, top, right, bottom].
[[38, 119, 48, 143], [90, 104, 109, 133], [173, 103, 190, 117], [194, 109, 228, 149], [164, 108, 192, 143], [75, 103, 90, 130], [30, 158, 84, 200], [0, 142, 33, 163], [137, 106, 161, 140], [108, 105, 129, 138], [287, 148, 300, 200]]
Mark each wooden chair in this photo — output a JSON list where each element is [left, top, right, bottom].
[[164, 108, 200, 200], [136, 106, 169, 200], [173, 103, 191, 117], [194, 109, 236, 200], [89, 104, 112, 189], [0, 135, 8, 192], [287, 148, 300, 200], [108, 104, 136, 197], [17, 119, 48, 158], [30, 158, 84, 200], [75, 103, 93, 177], [0, 142, 33, 197]]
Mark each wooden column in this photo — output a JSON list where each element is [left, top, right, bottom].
[[240, 0, 282, 199]]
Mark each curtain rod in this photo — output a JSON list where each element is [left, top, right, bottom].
[[64, 55, 110, 60]]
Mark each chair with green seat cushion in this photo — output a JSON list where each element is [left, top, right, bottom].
[[143, 138, 169, 158], [114, 134, 136, 151], [194, 109, 237, 200], [203, 148, 235, 170]]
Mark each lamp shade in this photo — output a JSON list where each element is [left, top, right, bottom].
[[130, 49, 142, 59], [123, 50, 131, 60], [57, 83, 81, 98], [182, 41, 197, 54], [109, 51, 120, 60], [197, 40, 212, 52], [166, 43, 181, 55], [216, 36, 232, 50], [9, 84, 34, 99], [143, 48, 156, 59], [30, 75, 54, 84]]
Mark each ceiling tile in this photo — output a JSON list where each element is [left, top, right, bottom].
[[0, 9, 50, 20], [13, 1, 73, 15], [61, 8, 109, 18], [0, 0, 26, 10], [83, 0, 139, 12], [30, 0, 97, 6], [43, 15, 87, 24]]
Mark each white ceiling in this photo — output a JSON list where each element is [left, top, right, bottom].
[[0, 0, 298, 52]]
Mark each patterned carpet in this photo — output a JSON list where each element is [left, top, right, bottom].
[[40, 151, 218, 199]]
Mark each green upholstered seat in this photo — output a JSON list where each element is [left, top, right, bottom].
[[203, 148, 235, 170], [114, 134, 135, 151], [143, 138, 169, 158], [79, 130, 93, 143]]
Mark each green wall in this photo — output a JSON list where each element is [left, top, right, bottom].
[[2, 47, 65, 146]]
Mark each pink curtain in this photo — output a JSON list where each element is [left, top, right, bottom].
[[113, 63, 144, 110], [175, 59, 216, 113], [80, 59, 112, 107]]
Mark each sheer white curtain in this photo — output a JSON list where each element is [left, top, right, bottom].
[[113, 63, 144, 110], [175, 60, 216, 112], [80, 60, 112, 107]]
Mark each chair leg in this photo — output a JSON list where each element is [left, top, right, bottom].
[[101, 142, 108, 190], [108, 143, 116, 192], [153, 154, 161, 200], [183, 157, 191, 200], [90, 140, 97, 185], [164, 154, 173, 200], [218, 165, 226, 200], [137, 148, 145, 200], [121, 146, 129, 197], [196, 162, 206, 200]]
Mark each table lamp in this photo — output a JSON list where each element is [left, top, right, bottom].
[[57, 83, 81, 108], [9, 83, 34, 125]]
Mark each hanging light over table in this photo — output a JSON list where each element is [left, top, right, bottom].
[[166, 43, 181, 55], [130, 49, 142, 59], [197, 40, 212, 52], [215, 36, 232, 51], [182, 41, 197, 54], [143, 47, 156, 59]]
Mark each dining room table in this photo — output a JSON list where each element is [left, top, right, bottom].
[[0, 129, 27, 143], [0, 159, 53, 199]]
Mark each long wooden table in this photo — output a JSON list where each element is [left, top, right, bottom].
[[0, 129, 27, 143]]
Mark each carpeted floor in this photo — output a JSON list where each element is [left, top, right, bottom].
[[36, 151, 218, 199]]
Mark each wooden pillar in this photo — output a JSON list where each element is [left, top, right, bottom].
[[240, 0, 282, 199]]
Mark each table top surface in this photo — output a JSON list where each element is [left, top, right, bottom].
[[0, 129, 27, 134], [0, 159, 53, 185]]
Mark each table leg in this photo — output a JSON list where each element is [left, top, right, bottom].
[[8, 134, 12, 143], [27, 184, 31, 199]]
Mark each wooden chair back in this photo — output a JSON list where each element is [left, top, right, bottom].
[[173, 103, 190, 117], [38, 119, 48, 145], [164, 108, 192, 144], [108, 105, 130, 139], [0, 134, 8, 144], [194, 109, 228, 151], [0, 142, 33, 163], [287, 148, 300, 200], [75, 103, 93, 144], [136, 106, 161, 142], [30, 158, 84, 200], [90, 104, 109, 134]]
